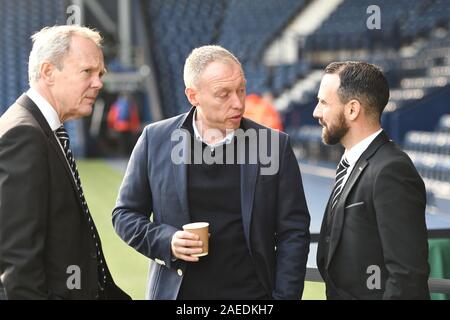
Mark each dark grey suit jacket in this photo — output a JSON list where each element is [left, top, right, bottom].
[[0, 94, 130, 300], [113, 107, 311, 300], [317, 131, 430, 299]]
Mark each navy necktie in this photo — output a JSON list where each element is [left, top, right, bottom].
[[55, 125, 107, 289]]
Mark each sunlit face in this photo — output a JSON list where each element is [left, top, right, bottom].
[[51, 35, 105, 121], [313, 73, 349, 145], [188, 60, 246, 133]]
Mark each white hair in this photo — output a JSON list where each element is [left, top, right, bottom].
[[183, 45, 242, 88], [28, 25, 102, 84]]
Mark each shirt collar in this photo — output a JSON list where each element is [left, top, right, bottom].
[[27, 87, 62, 131], [344, 129, 383, 166], [192, 109, 235, 148]]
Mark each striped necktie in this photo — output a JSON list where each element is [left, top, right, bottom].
[[327, 156, 350, 225], [55, 125, 107, 289]]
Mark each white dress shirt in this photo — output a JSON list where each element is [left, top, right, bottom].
[[192, 109, 235, 152], [26, 87, 61, 131], [340, 129, 383, 188], [26, 88, 72, 170]]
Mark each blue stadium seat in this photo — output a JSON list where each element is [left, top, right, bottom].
[[437, 115, 450, 132], [304, 0, 430, 52], [406, 150, 450, 182]]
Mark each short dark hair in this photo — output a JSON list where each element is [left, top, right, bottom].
[[324, 61, 389, 121]]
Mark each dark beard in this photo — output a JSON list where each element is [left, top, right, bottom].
[[322, 112, 348, 145]]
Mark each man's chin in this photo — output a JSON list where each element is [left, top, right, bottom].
[[80, 105, 94, 117], [227, 118, 242, 128], [322, 130, 340, 145]]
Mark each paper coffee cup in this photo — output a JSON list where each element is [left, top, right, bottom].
[[182, 222, 209, 257]]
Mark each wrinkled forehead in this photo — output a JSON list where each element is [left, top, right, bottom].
[[65, 37, 104, 66], [199, 60, 245, 87]]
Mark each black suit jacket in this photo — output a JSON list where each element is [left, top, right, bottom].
[[317, 131, 430, 299], [0, 94, 130, 300]]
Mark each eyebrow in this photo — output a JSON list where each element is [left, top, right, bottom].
[[80, 64, 107, 75], [212, 78, 246, 93], [214, 87, 228, 93]]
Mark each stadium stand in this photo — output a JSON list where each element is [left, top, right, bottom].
[[438, 115, 450, 132], [217, 0, 306, 64], [144, 0, 309, 117], [404, 113, 450, 183], [0, 0, 67, 112], [144, 0, 225, 117]]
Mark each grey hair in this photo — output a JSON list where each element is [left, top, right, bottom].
[[28, 25, 102, 84], [183, 45, 242, 88]]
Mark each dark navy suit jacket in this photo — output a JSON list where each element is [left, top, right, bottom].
[[113, 108, 310, 299]]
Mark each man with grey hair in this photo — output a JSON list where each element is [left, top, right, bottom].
[[0, 25, 130, 300], [113, 45, 310, 299]]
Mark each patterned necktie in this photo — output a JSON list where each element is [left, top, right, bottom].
[[55, 125, 107, 289], [327, 156, 350, 225]]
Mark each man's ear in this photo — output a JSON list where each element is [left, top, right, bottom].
[[39, 62, 56, 85], [185, 87, 199, 107], [346, 99, 361, 121]]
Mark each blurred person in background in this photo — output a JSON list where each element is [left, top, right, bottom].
[[107, 91, 141, 156], [244, 92, 284, 131]]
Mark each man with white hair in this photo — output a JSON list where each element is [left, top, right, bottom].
[[0, 25, 130, 300]]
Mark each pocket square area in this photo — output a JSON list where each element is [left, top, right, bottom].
[[345, 202, 364, 209]]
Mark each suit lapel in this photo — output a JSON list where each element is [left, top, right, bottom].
[[171, 130, 191, 226], [325, 131, 390, 269], [240, 157, 259, 256], [238, 119, 261, 255], [326, 159, 368, 268], [16, 94, 84, 207], [317, 195, 332, 270], [171, 110, 194, 226], [17, 94, 52, 135]]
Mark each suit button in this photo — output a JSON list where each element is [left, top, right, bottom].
[[177, 269, 183, 276], [325, 236, 330, 243]]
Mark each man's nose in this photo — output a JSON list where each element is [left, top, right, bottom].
[[313, 104, 321, 119], [231, 92, 244, 110], [92, 76, 103, 90]]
